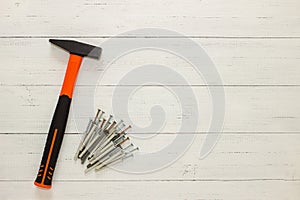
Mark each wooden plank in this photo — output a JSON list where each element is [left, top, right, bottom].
[[1, 1, 299, 200], [0, 181, 299, 200], [0, 38, 300, 86], [0, 134, 299, 180], [0, 0, 299, 37], [0, 86, 299, 133]]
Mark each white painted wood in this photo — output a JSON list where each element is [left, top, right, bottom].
[[1, 0, 300, 199], [0, 134, 299, 180], [1, 181, 299, 200], [0, 38, 299, 86], [0, 0, 300, 37], [0, 86, 299, 133]]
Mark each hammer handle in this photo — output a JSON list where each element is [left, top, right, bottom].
[[34, 54, 82, 189], [34, 95, 71, 188]]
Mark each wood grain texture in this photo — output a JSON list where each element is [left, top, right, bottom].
[[1, 181, 299, 200], [0, 38, 300, 86], [0, 134, 299, 181], [1, 0, 300, 199], [0, 86, 299, 133], [0, 0, 300, 37]]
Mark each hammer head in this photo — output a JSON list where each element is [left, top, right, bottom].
[[49, 39, 102, 59]]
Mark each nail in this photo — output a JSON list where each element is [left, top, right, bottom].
[[120, 125, 132, 134], [100, 118, 106, 129], [107, 121, 116, 132]]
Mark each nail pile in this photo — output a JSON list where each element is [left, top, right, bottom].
[[74, 109, 138, 173]]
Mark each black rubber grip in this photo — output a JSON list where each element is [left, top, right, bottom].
[[34, 95, 71, 188]]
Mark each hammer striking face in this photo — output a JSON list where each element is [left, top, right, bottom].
[[34, 40, 102, 189]]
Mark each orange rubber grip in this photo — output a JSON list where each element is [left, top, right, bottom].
[[60, 54, 83, 98]]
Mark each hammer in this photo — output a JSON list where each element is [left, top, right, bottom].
[[34, 39, 102, 189]]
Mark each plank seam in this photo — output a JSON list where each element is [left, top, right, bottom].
[[1, 132, 300, 135], [2, 85, 300, 87], [0, 179, 299, 182], [1, 36, 300, 39]]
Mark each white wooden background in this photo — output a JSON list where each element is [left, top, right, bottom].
[[1, 0, 300, 199]]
